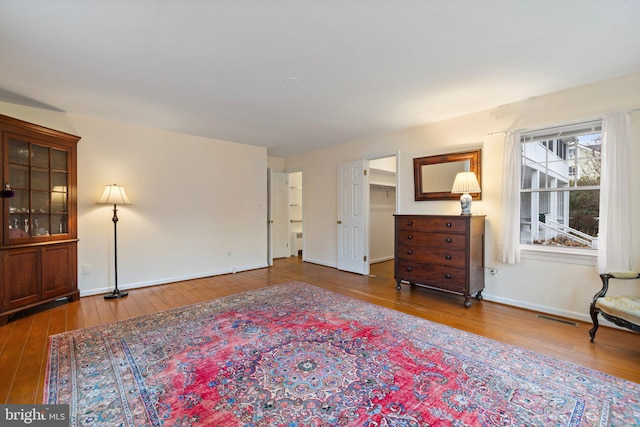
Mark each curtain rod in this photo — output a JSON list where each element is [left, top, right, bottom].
[[485, 107, 640, 137]]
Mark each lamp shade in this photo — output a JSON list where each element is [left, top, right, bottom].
[[97, 184, 132, 205], [451, 172, 481, 194]]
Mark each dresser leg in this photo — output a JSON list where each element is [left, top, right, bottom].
[[396, 281, 402, 290], [464, 296, 472, 308], [475, 291, 484, 301]]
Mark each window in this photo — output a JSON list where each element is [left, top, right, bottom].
[[519, 119, 601, 250]]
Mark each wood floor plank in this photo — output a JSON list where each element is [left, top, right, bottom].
[[0, 256, 638, 404], [140, 286, 173, 313], [0, 320, 15, 358], [4, 310, 47, 404], [0, 316, 33, 403], [79, 296, 101, 328], [66, 300, 85, 331]]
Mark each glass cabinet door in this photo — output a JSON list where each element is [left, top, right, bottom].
[[7, 138, 70, 240]]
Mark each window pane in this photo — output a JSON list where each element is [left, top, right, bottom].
[[31, 144, 49, 168], [9, 190, 29, 214], [51, 148, 67, 170], [569, 189, 599, 237], [568, 133, 601, 187], [31, 168, 49, 191], [33, 191, 49, 213], [51, 192, 67, 214], [51, 215, 68, 234], [8, 139, 29, 165], [32, 214, 49, 237], [51, 172, 67, 190], [9, 164, 29, 189], [521, 189, 598, 248]]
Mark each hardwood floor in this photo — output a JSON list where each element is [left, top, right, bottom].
[[1, 256, 638, 404]]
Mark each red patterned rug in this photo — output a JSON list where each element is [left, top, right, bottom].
[[44, 282, 639, 426]]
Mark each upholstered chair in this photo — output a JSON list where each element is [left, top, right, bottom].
[[589, 271, 640, 342]]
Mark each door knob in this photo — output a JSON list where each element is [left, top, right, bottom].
[[337, 220, 342, 224]]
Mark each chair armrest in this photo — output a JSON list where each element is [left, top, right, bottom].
[[593, 274, 612, 300], [609, 271, 640, 279], [593, 272, 640, 301]]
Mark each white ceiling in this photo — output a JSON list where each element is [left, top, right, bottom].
[[1, 1, 639, 157]]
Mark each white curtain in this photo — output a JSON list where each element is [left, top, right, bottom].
[[501, 130, 521, 264], [598, 110, 633, 273]]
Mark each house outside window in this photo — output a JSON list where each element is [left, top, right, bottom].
[[520, 120, 602, 250]]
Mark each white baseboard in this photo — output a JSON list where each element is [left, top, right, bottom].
[[482, 292, 626, 330], [79, 262, 269, 297], [370, 256, 394, 264], [301, 257, 337, 269]]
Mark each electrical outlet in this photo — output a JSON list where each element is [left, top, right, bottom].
[[489, 268, 498, 277], [82, 264, 91, 275]]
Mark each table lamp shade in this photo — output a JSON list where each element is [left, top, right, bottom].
[[451, 172, 481, 194], [451, 172, 480, 215]]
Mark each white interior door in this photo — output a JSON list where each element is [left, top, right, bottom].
[[270, 171, 290, 259], [337, 159, 369, 275], [267, 168, 273, 266]]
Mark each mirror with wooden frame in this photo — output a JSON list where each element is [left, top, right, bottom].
[[413, 149, 481, 201]]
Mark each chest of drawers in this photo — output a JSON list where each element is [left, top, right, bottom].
[[394, 214, 485, 307]]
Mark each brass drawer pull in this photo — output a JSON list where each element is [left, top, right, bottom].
[[446, 238, 452, 243], [406, 250, 413, 255], [446, 222, 452, 227], [407, 235, 413, 239], [445, 273, 452, 279], [407, 220, 413, 226], [445, 255, 452, 260], [406, 267, 413, 272]]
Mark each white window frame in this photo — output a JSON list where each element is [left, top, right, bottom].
[[518, 119, 602, 265]]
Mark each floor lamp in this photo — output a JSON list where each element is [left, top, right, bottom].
[[97, 184, 132, 299]]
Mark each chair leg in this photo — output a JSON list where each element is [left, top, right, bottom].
[[589, 307, 599, 342]]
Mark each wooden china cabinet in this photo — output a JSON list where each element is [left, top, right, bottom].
[[0, 114, 80, 325]]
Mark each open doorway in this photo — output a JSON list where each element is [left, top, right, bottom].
[[289, 171, 303, 257], [267, 169, 303, 265], [368, 155, 397, 279]]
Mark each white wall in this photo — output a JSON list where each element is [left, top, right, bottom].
[[284, 72, 640, 322], [0, 102, 268, 296]]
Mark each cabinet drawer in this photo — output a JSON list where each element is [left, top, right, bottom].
[[396, 231, 466, 249], [396, 216, 467, 233], [395, 260, 466, 292], [396, 244, 466, 268]]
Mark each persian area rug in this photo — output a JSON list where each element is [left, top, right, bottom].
[[44, 282, 639, 426]]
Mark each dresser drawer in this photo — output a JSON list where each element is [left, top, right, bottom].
[[396, 216, 468, 234], [396, 260, 466, 292], [397, 244, 466, 268], [396, 231, 467, 250]]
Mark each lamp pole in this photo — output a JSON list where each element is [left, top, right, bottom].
[[104, 203, 128, 299]]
